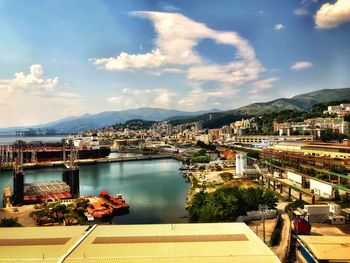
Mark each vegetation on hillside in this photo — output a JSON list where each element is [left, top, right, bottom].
[[191, 149, 210, 163], [108, 119, 157, 131], [188, 186, 278, 222], [169, 112, 246, 129], [0, 217, 22, 227], [169, 93, 350, 132], [196, 140, 216, 151]]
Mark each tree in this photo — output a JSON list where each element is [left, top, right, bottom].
[[188, 191, 207, 222], [0, 217, 22, 227], [241, 187, 264, 211], [320, 128, 347, 142], [247, 150, 259, 160], [188, 186, 276, 223], [199, 188, 238, 222], [191, 155, 210, 163], [193, 149, 207, 157], [263, 189, 278, 209], [196, 141, 216, 151]]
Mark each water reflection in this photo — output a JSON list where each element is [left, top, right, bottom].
[[0, 159, 189, 224]]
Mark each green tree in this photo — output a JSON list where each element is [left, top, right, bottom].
[[241, 187, 264, 211], [193, 149, 207, 157], [189, 186, 278, 223], [188, 191, 207, 222], [247, 150, 259, 160], [263, 189, 278, 209], [0, 217, 22, 227], [199, 189, 238, 222], [191, 155, 210, 163]]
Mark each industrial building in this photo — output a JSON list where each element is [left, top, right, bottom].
[[0, 223, 280, 262], [297, 235, 350, 263], [294, 204, 346, 225], [230, 135, 313, 146], [272, 141, 350, 159]]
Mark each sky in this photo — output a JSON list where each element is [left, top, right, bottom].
[[0, 0, 350, 127]]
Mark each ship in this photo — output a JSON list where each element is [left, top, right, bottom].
[[36, 147, 111, 162], [9, 135, 111, 163], [85, 191, 129, 219]]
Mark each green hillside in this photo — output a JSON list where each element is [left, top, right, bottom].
[[169, 87, 350, 128], [235, 88, 350, 115]]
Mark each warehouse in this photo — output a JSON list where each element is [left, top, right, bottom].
[[297, 235, 350, 262], [0, 223, 280, 263]]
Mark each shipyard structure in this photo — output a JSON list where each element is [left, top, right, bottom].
[[0, 139, 110, 170], [2, 143, 80, 207]]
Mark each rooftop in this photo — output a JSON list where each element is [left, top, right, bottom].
[[0, 226, 87, 263], [0, 223, 279, 263], [298, 235, 350, 261]]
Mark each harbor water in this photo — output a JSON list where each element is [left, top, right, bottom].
[[0, 135, 65, 145], [0, 159, 190, 224]]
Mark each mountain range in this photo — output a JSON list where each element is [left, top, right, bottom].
[[1, 87, 350, 134], [234, 88, 350, 115], [0, 108, 221, 134]]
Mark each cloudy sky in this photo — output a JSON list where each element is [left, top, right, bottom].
[[0, 0, 350, 127]]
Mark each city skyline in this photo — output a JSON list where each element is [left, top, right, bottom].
[[0, 0, 350, 127]]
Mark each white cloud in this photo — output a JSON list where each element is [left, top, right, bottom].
[[0, 65, 87, 127], [91, 12, 264, 86], [315, 0, 350, 29], [274, 24, 285, 30], [162, 68, 185, 74], [106, 88, 177, 109], [250, 77, 279, 93], [177, 83, 237, 110], [294, 8, 310, 16], [91, 49, 166, 71], [290, 61, 313, 71], [0, 64, 58, 94]]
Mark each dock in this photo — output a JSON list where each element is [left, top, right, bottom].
[[0, 153, 187, 171]]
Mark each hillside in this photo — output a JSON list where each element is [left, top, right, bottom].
[[170, 88, 350, 128], [0, 108, 221, 134], [2, 88, 349, 134], [235, 88, 350, 115]]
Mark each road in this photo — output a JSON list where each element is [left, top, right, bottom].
[[272, 202, 291, 263]]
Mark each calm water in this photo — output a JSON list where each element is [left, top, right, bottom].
[[0, 136, 66, 145], [0, 159, 190, 224]]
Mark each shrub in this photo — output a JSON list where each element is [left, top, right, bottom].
[[0, 217, 22, 227]]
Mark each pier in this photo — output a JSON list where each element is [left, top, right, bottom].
[[253, 160, 350, 204], [0, 153, 186, 170]]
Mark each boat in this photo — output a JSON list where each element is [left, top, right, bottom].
[[99, 191, 130, 212], [85, 191, 129, 219]]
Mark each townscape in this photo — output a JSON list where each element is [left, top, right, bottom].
[[1, 0, 350, 262], [1, 99, 350, 261]]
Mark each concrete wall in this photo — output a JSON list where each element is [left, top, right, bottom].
[[305, 205, 329, 214], [287, 171, 302, 184], [310, 179, 333, 198], [306, 213, 329, 223]]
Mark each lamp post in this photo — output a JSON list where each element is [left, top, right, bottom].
[[259, 204, 269, 244]]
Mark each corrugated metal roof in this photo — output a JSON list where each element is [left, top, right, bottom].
[[0, 223, 280, 262], [66, 223, 280, 263], [299, 235, 350, 260], [0, 226, 88, 262]]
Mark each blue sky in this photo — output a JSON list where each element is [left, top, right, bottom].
[[0, 0, 350, 127]]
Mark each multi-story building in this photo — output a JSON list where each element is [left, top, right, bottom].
[[273, 117, 350, 136], [208, 128, 221, 141], [272, 140, 350, 158], [324, 103, 350, 116], [194, 122, 203, 134], [229, 135, 313, 146]]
